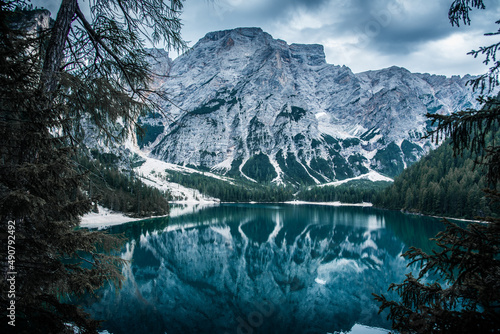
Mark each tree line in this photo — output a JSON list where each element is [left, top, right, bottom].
[[297, 179, 391, 203], [78, 151, 169, 217], [166, 170, 295, 202], [373, 136, 498, 219]]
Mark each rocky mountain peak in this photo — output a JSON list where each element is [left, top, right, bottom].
[[202, 27, 266, 41], [139, 28, 479, 185], [289, 43, 326, 66], [192, 27, 326, 68], [147, 48, 173, 74]]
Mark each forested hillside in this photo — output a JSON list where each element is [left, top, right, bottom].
[[166, 170, 294, 202], [79, 151, 170, 217], [374, 134, 498, 219], [297, 179, 391, 203]]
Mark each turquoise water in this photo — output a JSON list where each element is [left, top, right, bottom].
[[84, 204, 448, 334]]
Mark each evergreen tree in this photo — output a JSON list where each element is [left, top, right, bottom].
[[0, 0, 186, 332], [78, 151, 169, 217], [374, 138, 493, 218], [374, 1, 500, 332], [41, 0, 186, 144], [0, 8, 123, 333]]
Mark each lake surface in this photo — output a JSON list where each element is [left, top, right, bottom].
[[84, 204, 449, 334]]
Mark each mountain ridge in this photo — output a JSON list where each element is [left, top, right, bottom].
[[138, 27, 479, 186]]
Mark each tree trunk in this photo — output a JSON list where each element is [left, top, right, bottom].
[[40, 0, 78, 96]]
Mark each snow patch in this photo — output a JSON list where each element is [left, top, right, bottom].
[[80, 205, 140, 229], [315, 111, 327, 119], [347, 324, 390, 334], [212, 157, 233, 172], [319, 170, 393, 187], [369, 134, 383, 143], [238, 157, 258, 183], [318, 123, 356, 139], [269, 156, 285, 185], [134, 151, 228, 202]]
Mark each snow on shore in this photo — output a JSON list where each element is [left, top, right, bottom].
[[80, 205, 140, 229], [80, 202, 220, 229], [169, 202, 219, 217]]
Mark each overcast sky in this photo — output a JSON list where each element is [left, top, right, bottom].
[[34, 0, 500, 76]]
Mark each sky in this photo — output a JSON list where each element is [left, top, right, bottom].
[[33, 0, 500, 76]]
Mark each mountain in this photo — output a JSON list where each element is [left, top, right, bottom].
[[138, 27, 478, 186]]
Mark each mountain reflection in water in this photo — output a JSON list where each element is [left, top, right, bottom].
[[84, 204, 446, 334]]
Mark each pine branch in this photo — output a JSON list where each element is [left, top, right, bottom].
[[74, 4, 138, 95], [448, 0, 486, 27]]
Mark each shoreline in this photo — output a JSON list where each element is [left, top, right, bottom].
[[281, 200, 373, 207], [79, 206, 141, 229], [79, 205, 171, 230], [80, 201, 483, 230], [398, 209, 484, 224], [79, 201, 374, 229]]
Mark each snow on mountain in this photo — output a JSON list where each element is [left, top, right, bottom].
[[134, 150, 225, 203], [139, 27, 479, 185]]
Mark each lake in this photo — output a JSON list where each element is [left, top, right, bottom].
[[83, 203, 449, 334]]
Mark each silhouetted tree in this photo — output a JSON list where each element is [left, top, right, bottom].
[[0, 0, 185, 332]]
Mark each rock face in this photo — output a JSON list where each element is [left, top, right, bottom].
[[141, 27, 478, 185]]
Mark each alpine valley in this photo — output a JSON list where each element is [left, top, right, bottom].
[[135, 27, 479, 188]]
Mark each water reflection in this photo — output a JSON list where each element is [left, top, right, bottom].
[[85, 204, 447, 334]]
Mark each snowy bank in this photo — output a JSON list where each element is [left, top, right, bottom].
[[80, 205, 141, 229], [80, 202, 222, 229]]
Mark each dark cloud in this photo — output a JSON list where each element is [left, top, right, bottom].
[[189, 0, 460, 55], [179, 0, 500, 75], [31, 0, 500, 75], [263, 0, 330, 13], [287, 0, 451, 55], [342, 0, 495, 55], [190, 0, 331, 29], [267, 0, 330, 15]]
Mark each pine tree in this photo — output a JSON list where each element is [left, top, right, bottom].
[[0, 8, 124, 333], [0, 0, 186, 332], [374, 1, 500, 332]]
